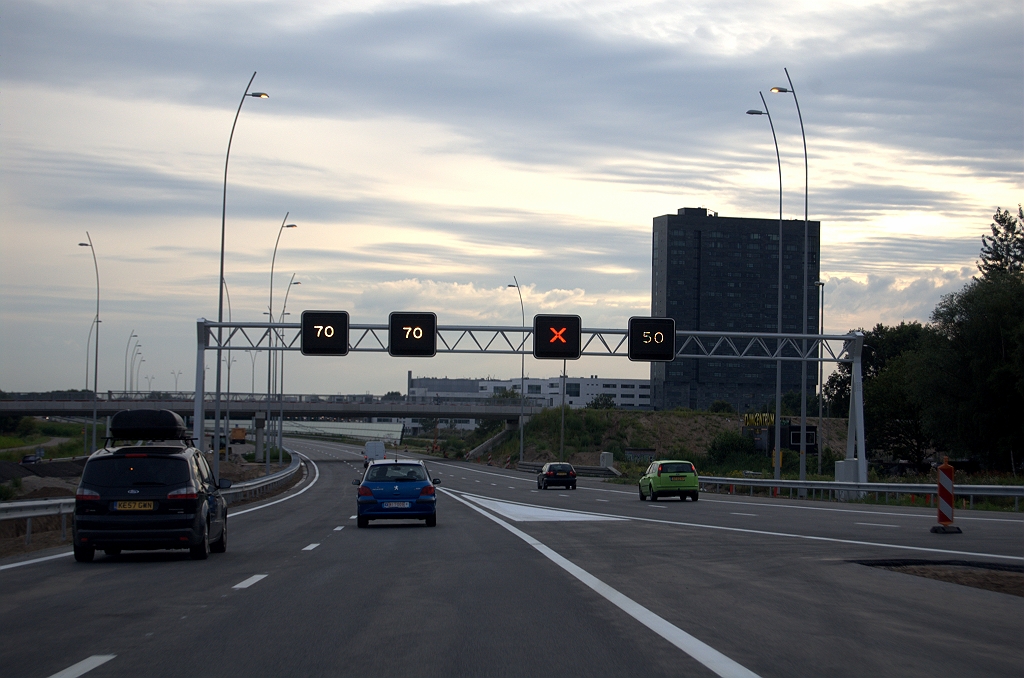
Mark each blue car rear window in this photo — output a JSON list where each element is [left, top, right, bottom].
[[660, 463, 694, 474], [366, 464, 427, 482], [83, 457, 190, 488]]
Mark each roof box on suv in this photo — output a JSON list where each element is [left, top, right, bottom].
[[110, 409, 188, 442]]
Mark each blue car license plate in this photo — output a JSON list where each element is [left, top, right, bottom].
[[382, 501, 410, 509]]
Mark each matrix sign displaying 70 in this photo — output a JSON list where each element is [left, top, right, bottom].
[[300, 311, 350, 356]]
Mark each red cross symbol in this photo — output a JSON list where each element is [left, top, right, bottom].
[[549, 327, 567, 343]]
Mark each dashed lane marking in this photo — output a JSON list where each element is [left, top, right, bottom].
[[233, 574, 268, 589], [334, 526, 344, 531], [349, 515, 357, 520], [302, 543, 320, 551], [46, 655, 117, 678], [856, 522, 899, 528], [731, 512, 757, 517]]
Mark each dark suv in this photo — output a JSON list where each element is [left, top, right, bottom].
[[73, 410, 231, 562], [537, 462, 577, 490]]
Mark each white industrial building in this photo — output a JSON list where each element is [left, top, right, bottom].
[[372, 372, 651, 434]]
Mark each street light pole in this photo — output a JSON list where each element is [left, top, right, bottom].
[[772, 68, 810, 491], [215, 72, 268, 481], [815, 280, 825, 475], [171, 370, 182, 391], [747, 94, 784, 482], [79, 234, 100, 453], [278, 275, 300, 463], [124, 331, 137, 393], [135, 359, 145, 397], [130, 346, 142, 393], [508, 278, 525, 465], [267, 214, 296, 473]]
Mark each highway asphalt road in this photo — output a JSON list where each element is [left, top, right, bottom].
[[2, 437, 1022, 677]]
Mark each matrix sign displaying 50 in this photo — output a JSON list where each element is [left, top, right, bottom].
[[300, 311, 350, 356]]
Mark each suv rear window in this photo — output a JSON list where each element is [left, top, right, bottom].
[[82, 457, 190, 488], [366, 464, 427, 482], [660, 463, 694, 474]]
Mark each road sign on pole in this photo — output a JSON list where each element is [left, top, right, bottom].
[[300, 311, 350, 356], [627, 317, 676, 362], [389, 312, 437, 357], [533, 315, 581, 360]]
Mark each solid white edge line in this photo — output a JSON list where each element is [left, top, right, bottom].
[[229, 453, 320, 517], [452, 490, 1024, 562], [0, 551, 73, 571], [440, 488, 759, 678], [432, 461, 1023, 523], [46, 654, 116, 678], [232, 574, 268, 589]]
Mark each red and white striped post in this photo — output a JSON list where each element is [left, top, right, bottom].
[[931, 456, 962, 534]]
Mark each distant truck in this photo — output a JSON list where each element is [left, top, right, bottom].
[[363, 441, 386, 468], [230, 427, 247, 445]]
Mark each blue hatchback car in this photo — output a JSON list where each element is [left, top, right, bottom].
[[353, 460, 440, 528]]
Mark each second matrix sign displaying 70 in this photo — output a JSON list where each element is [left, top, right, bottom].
[[300, 310, 676, 361]]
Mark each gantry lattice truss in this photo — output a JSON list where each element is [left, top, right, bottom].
[[198, 320, 863, 363], [194, 319, 868, 483]]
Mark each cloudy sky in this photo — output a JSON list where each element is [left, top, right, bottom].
[[1, 0, 1021, 396]]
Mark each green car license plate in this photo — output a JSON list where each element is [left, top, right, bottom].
[[382, 501, 410, 509], [670, 476, 686, 481]]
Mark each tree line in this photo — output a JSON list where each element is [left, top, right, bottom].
[[824, 206, 1023, 471]]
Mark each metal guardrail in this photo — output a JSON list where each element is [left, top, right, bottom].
[[0, 450, 306, 545], [699, 475, 1024, 510]]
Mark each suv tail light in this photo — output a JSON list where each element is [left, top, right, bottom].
[[420, 485, 435, 496], [357, 485, 373, 497], [167, 485, 197, 500], [76, 488, 100, 500], [657, 464, 663, 476]]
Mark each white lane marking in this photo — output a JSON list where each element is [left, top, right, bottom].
[[856, 522, 899, 528], [596, 499, 609, 502], [463, 495, 625, 522], [699, 497, 1022, 524], [443, 489, 759, 678], [334, 526, 344, 531], [491, 483, 497, 486], [232, 574, 268, 589], [432, 460, 1024, 524], [508, 486, 516, 489], [453, 490, 1024, 562], [229, 454, 320, 518], [531, 490, 538, 492], [731, 513, 757, 517], [0, 551, 73, 571], [302, 543, 320, 551], [349, 515, 357, 520], [559, 494, 570, 497], [649, 505, 667, 509], [47, 655, 117, 678]]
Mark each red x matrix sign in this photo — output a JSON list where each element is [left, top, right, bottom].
[[533, 314, 582, 360]]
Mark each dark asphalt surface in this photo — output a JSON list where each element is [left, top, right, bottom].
[[1, 437, 1021, 677]]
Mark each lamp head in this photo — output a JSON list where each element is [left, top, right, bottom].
[[770, 87, 789, 93], [292, 281, 301, 285], [285, 224, 297, 228], [250, 92, 269, 98], [78, 242, 90, 247], [508, 284, 516, 287]]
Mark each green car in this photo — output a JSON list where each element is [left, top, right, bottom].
[[639, 460, 699, 502]]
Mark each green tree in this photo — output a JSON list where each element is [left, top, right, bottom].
[[910, 273, 1024, 469], [381, 391, 404, 402], [978, 205, 1023, 278], [708, 400, 735, 413], [586, 393, 616, 409]]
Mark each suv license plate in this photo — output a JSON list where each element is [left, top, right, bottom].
[[116, 501, 154, 511], [382, 501, 410, 509]]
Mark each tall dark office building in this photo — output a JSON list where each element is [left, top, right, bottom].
[[651, 207, 820, 412]]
